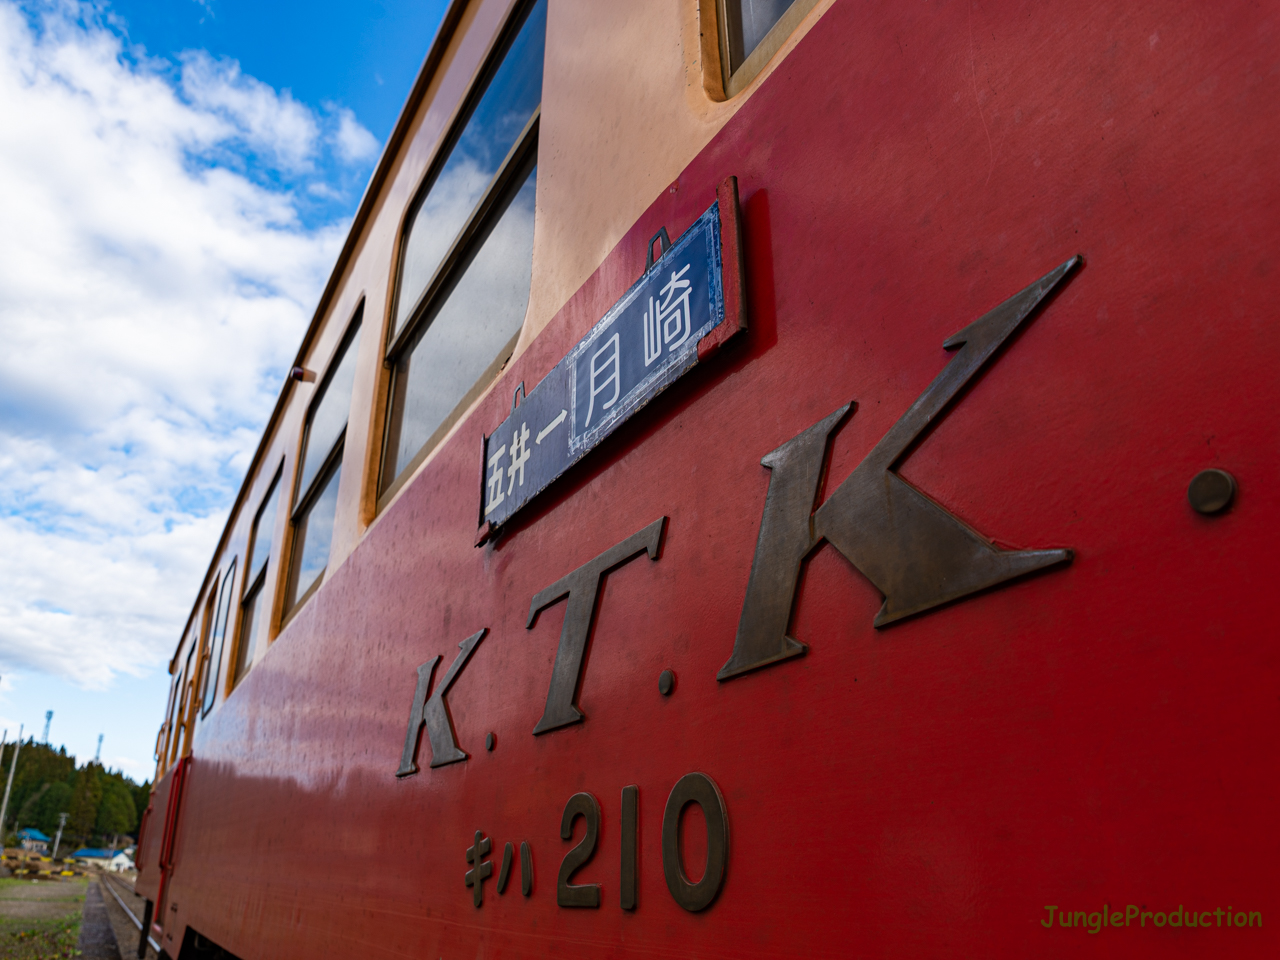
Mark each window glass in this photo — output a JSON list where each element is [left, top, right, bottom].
[[723, 0, 797, 73], [286, 314, 360, 616], [197, 575, 223, 714], [207, 580, 225, 662], [169, 653, 189, 763], [234, 586, 264, 686], [178, 645, 196, 755], [383, 160, 537, 486], [296, 325, 361, 501], [393, 0, 547, 339], [193, 588, 217, 723], [201, 558, 236, 716], [287, 460, 342, 608], [247, 475, 279, 585], [230, 470, 280, 690], [162, 677, 180, 764]]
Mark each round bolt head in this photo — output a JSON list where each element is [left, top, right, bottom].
[[1188, 468, 1236, 515], [658, 669, 675, 696], [485, 732, 496, 752]]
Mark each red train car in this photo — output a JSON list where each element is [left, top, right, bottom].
[[135, 0, 1279, 957]]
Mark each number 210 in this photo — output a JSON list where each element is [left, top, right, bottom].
[[557, 771, 729, 913]]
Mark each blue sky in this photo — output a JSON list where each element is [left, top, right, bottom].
[[105, 0, 448, 144], [0, 0, 446, 783]]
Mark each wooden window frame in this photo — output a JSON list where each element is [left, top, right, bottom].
[[283, 440, 344, 621], [232, 578, 265, 689], [156, 674, 180, 774], [376, 0, 545, 511], [178, 644, 197, 758], [377, 134, 538, 509], [229, 465, 282, 692], [166, 652, 188, 766], [385, 109, 540, 364], [282, 310, 363, 623], [200, 556, 237, 718], [190, 580, 219, 729], [707, 0, 825, 98]]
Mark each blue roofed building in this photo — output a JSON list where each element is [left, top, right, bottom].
[[71, 848, 134, 872], [17, 828, 49, 853]]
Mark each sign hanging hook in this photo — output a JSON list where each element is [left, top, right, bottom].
[[645, 227, 672, 271]]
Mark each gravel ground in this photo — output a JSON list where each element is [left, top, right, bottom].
[[77, 882, 122, 959]]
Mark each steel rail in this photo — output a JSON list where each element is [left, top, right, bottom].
[[99, 872, 161, 955]]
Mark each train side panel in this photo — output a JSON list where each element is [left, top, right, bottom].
[[156, 0, 1277, 957]]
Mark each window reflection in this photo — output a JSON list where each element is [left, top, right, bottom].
[[296, 326, 360, 502], [246, 478, 278, 586], [201, 558, 236, 715], [285, 316, 361, 615], [393, 0, 547, 339], [383, 160, 537, 487], [234, 587, 262, 685], [288, 460, 342, 607], [233, 469, 279, 689], [380, 0, 546, 501], [178, 646, 196, 756], [723, 0, 797, 73]]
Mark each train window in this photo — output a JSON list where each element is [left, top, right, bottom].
[[285, 316, 362, 615], [379, 0, 546, 502], [288, 461, 342, 603], [296, 315, 362, 502], [192, 581, 219, 724], [200, 557, 236, 717], [168, 645, 190, 765], [234, 588, 264, 686], [715, 0, 822, 97], [160, 672, 180, 769], [247, 472, 280, 588], [235, 469, 281, 686], [179, 644, 197, 757]]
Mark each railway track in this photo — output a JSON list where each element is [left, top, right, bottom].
[[98, 870, 161, 957]]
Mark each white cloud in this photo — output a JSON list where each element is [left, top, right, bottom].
[[181, 50, 319, 171], [0, 0, 369, 687], [332, 104, 379, 163]]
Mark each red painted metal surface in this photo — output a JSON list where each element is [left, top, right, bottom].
[[139, 756, 191, 949], [134, 764, 171, 902], [163, 0, 1276, 957]]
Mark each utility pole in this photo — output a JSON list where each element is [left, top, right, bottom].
[[41, 711, 52, 743], [0, 725, 23, 847], [94, 734, 103, 764], [52, 812, 67, 860]]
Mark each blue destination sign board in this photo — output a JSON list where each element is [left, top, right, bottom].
[[481, 202, 726, 529]]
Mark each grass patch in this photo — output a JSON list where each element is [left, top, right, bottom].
[[0, 915, 82, 958], [0, 879, 87, 958]]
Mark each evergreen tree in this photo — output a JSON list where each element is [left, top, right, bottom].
[[68, 763, 103, 844], [0, 740, 76, 831], [96, 778, 137, 840], [0, 740, 149, 847], [31, 782, 73, 836], [129, 780, 152, 827]]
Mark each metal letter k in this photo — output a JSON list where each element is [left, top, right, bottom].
[[718, 257, 1080, 680]]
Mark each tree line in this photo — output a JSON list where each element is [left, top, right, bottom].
[[0, 739, 150, 851]]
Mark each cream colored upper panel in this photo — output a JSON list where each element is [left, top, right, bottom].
[[318, 0, 520, 571], [169, 0, 839, 697], [518, 0, 835, 352]]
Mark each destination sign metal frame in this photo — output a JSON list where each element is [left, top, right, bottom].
[[477, 178, 745, 538]]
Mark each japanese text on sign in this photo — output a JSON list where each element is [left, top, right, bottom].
[[480, 201, 726, 528]]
